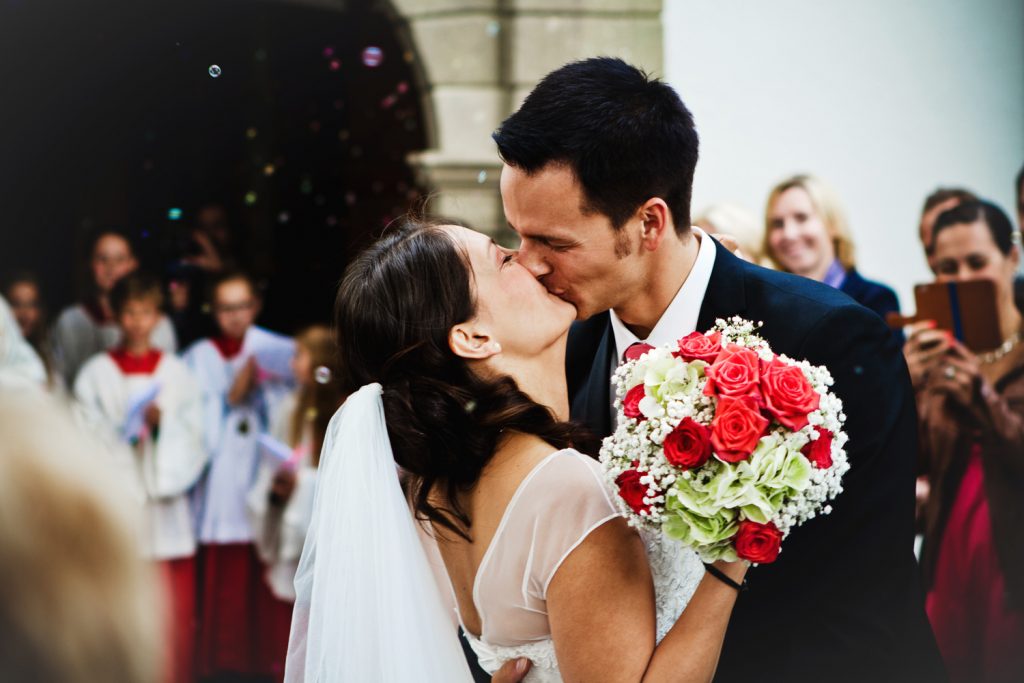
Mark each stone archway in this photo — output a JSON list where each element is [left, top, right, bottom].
[[388, 0, 664, 236]]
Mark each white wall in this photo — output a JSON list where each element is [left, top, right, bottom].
[[663, 0, 1024, 310]]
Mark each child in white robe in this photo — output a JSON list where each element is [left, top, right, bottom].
[[247, 325, 344, 602], [182, 271, 294, 680], [72, 272, 206, 683], [53, 230, 177, 387]]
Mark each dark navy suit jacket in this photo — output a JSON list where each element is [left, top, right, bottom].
[[840, 268, 904, 344], [566, 239, 945, 683]]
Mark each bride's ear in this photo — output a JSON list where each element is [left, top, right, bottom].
[[448, 321, 502, 361]]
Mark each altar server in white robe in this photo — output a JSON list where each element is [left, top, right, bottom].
[[183, 271, 294, 680], [72, 272, 206, 683], [53, 230, 177, 387]]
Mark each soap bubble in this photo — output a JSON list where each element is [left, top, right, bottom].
[[314, 366, 332, 384], [477, 170, 488, 184], [361, 46, 383, 68], [329, 58, 341, 71], [277, 211, 290, 224], [208, 64, 222, 78], [167, 208, 183, 221], [244, 191, 258, 206], [486, 21, 500, 37]]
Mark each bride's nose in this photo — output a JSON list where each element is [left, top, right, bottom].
[[517, 242, 552, 279]]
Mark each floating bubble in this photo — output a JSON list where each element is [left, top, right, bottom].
[[246, 127, 258, 140], [403, 51, 414, 63], [322, 46, 335, 58], [338, 129, 350, 141], [345, 192, 357, 206], [208, 64, 222, 78], [396, 81, 409, 94], [486, 21, 500, 37], [300, 178, 313, 194], [167, 208, 183, 221], [329, 58, 341, 71], [244, 191, 258, 206], [277, 211, 290, 224], [380, 95, 397, 109], [325, 215, 338, 227], [314, 366, 332, 385], [263, 164, 275, 176], [361, 46, 384, 68], [142, 230, 151, 239], [477, 170, 487, 184]]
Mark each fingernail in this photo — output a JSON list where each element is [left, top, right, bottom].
[[516, 658, 528, 673]]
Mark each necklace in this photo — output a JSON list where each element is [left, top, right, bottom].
[[979, 330, 1023, 364]]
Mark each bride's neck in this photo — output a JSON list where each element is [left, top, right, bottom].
[[481, 337, 570, 421]]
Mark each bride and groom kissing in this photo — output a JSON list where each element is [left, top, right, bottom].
[[285, 58, 946, 682]]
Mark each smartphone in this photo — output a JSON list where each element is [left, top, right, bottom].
[[913, 280, 1002, 352]]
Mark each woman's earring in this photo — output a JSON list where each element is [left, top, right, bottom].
[[315, 366, 333, 384]]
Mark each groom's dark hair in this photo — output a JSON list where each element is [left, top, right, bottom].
[[493, 57, 699, 233]]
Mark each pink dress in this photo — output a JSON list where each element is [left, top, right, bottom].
[[926, 445, 1024, 682]]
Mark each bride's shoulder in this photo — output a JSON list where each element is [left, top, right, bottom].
[[505, 444, 616, 518]]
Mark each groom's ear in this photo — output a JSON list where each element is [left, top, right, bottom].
[[448, 321, 502, 361], [637, 198, 672, 251]]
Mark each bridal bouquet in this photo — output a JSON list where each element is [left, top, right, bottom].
[[600, 317, 849, 564]]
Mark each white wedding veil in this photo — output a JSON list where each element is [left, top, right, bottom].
[[284, 383, 474, 682]]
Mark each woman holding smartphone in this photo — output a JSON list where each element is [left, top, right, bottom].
[[907, 199, 1024, 683]]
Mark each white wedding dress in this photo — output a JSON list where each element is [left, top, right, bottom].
[[285, 386, 703, 683], [438, 449, 705, 683]]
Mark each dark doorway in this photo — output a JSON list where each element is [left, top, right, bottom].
[[0, 0, 430, 334]]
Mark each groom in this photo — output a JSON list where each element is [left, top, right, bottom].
[[492, 58, 945, 683]]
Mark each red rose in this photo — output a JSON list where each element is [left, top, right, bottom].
[[664, 417, 713, 469], [734, 520, 783, 563], [615, 467, 651, 514], [711, 396, 770, 463], [675, 331, 722, 363], [704, 344, 763, 402], [623, 342, 655, 362], [802, 427, 834, 469], [623, 384, 646, 420], [760, 357, 820, 431]]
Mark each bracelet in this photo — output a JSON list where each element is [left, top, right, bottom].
[[703, 563, 747, 592]]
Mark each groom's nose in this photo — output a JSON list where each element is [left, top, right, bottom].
[[517, 242, 552, 279]]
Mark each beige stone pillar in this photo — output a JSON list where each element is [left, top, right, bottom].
[[393, 0, 663, 238]]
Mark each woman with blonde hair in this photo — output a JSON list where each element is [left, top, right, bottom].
[[763, 174, 902, 339]]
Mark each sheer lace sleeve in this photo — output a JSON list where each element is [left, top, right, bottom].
[[475, 449, 621, 645]]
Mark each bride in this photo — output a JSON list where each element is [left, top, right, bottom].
[[284, 219, 748, 682]]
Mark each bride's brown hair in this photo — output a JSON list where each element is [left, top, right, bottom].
[[335, 219, 594, 541]]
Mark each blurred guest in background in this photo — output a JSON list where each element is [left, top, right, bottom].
[[0, 390, 161, 683], [1013, 164, 1023, 313], [1, 279, 48, 389], [73, 273, 207, 683], [693, 202, 764, 264], [908, 199, 1024, 683], [53, 230, 177, 387], [184, 271, 294, 682], [919, 187, 978, 271], [4, 272, 59, 387], [763, 174, 903, 339]]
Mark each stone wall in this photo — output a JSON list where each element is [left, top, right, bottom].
[[390, 0, 663, 236]]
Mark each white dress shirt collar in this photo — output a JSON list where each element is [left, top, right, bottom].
[[609, 227, 718, 362]]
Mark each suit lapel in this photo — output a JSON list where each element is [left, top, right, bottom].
[[696, 237, 748, 333]]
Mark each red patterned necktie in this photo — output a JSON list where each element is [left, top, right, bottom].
[[623, 342, 655, 362]]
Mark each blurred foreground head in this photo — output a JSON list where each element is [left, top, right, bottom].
[[0, 392, 160, 683]]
